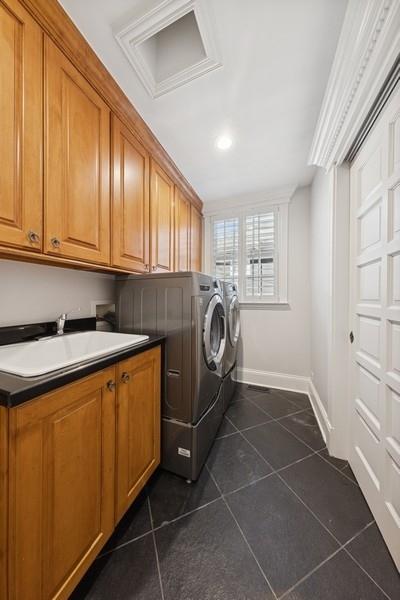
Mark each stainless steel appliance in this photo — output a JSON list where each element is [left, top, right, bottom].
[[116, 272, 226, 481], [221, 281, 240, 412]]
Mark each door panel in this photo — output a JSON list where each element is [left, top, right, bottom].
[[112, 116, 150, 272], [190, 205, 202, 271], [0, 0, 42, 251], [8, 368, 116, 600], [150, 160, 174, 272], [175, 186, 190, 271], [115, 347, 161, 521], [44, 37, 110, 264], [349, 85, 400, 570]]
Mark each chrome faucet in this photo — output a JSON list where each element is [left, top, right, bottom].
[[56, 308, 81, 335]]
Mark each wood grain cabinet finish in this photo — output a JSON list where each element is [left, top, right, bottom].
[[190, 205, 203, 272], [150, 160, 175, 273], [8, 368, 116, 600], [115, 347, 161, 521], [44, 37, 111, 265], [175, 186, 191, 272], [112, 116, 150, 272], [0, 0, 42, 251]]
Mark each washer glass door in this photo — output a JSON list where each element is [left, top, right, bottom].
[[203, 294, 226, 371], [228, 295, 240, 346]]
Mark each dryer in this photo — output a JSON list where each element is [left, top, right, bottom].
[[221, 281, 240, 412], [116, 272, 226, 481]]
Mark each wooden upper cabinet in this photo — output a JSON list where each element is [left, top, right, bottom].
[[8, 368, 116, 600], [175, 186, 190, 271], [112, 116, 150, 272], [44, 37, 111, 265], [150, 160, 175, 273], [0, 0, 42, 251], [115, 347, 161, 522], [190, 205, 203, 272]]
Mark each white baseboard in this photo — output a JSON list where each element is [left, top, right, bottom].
[[234, 367, 333, 447], [234, 367, 310, 394], [307, 379, 333, 445]]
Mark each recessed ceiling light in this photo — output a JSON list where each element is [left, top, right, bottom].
[[215, 135, 233, 150]]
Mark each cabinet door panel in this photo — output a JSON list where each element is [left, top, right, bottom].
[[150, 161, 174, 272], [9, 368, 115, 600], [175, 187, 190, 271], [190, 205, 203, 272], [112, 116, 150, 272], [0, 0, 42, 251], [116, 347, 161, 521], [44, 38, 110, 264]]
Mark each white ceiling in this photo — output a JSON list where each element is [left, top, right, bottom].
[[59, 0, 348, 203]]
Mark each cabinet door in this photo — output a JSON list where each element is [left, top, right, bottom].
[[150, 160, 174, 272], [0, 0, 42, 251], [8, 368, 116, 600], [175, 186, 190, 271], [44, 37, 110, 265], [190, 205, 203, 272], [112, 116, 150, 272], [116, 347, 161, 521]]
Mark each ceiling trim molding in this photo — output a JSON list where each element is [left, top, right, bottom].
[[308, 0, 400, 169], [202, 186, 296, 217], [114, 0, 222, 98]]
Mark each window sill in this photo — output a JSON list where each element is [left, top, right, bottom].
[[239, 302, 290, 311]]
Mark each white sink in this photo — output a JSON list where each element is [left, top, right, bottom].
[[0, 331, 149, 377]]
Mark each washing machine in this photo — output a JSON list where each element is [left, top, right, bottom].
[[116, 272, 226, 481], [221, 281, 240, 412]]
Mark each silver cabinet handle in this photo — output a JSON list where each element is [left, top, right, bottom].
[[51, 237, 61, 248], [121, 372, 130, 383], [107, 380, 116, 391], [27, 230, 40, 243]]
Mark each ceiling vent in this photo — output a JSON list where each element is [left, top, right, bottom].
[[114, 0, 222, 98]]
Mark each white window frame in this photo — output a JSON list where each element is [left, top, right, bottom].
[[205, 198, 289, 306]]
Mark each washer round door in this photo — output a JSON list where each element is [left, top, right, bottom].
[[228, 295, 240, 347], [203, 294, 226, 371]]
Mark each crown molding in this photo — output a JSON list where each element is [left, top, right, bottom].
[[202, 185, 296, 217], [309, 0, 400, 169]]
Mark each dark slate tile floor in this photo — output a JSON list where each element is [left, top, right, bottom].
[[70, 385, 400, 600]]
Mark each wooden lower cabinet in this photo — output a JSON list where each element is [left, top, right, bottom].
[[115, 347, 161, 521], [2, 346, 161, 600]]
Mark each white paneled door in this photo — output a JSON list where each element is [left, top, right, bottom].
[[349, 85, 400, 571]]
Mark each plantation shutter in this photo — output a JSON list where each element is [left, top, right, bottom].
[[212, 217, 239, 284], [244, 211, 276, 300]]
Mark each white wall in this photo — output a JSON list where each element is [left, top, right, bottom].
[[309, 168, 333, 410], [0, 260, 116, 327], [236, 187, 311, 389]]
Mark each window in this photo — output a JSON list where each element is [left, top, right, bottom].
[[208, 203, 288, 304]]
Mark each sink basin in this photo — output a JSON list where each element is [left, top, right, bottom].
[[0, 331, 149, 377]]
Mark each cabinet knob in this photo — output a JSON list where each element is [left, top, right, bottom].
[[106, 380, 116, 391], [121, 372, 130, 383], [152, 265, 157, 271], [144, 264, 149, 271], [27, 230, 40, 244], [51, 237, 61, 248]]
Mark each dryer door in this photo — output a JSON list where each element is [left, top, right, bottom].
[[228, 295, 240, 347], [203, 294, 226, 371]]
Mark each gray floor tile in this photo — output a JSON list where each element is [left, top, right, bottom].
[[346, 523, 400, 599], [216, 416, 237, 438], [275, 388, 311, 410], [155, 499, 274, 600], [207, 433, 271, 494], [243, 421, 313, 470], [281, 454, 373, 543], [148, 468, 220, 528], [70, 533, 162, 600], [225, 398, 272, 430], [318, 447, 347, 470], [284, 550, 387, 600], [342, 464, 358, 484], [100, 490, 151, 554], [250, 391, 303, 419], [279, 410, 325, 450], [226, 475, 339, 596]]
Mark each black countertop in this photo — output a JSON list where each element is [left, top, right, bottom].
[[0, 333, 165, 408]]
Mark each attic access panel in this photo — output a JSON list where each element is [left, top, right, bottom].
[[115, 0, 222, 98]]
